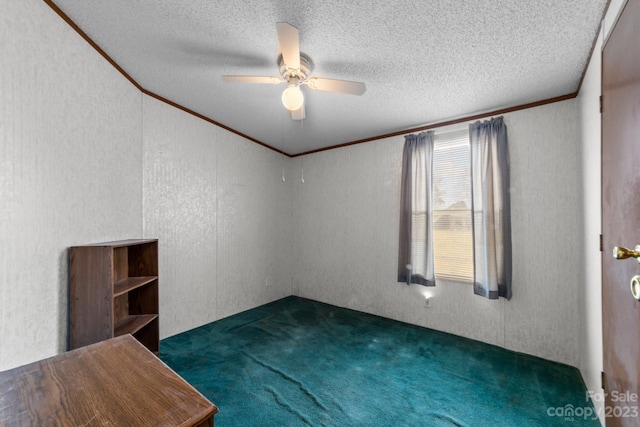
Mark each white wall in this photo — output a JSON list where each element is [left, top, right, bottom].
[[577, 30, 604, 424], [143, 96, 292, 338], [0, 0, 143, 370], [1, 0, 293, 370], [293, 99, 583, 366]]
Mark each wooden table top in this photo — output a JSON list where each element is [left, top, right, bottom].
[[0, 334, 218, 426]]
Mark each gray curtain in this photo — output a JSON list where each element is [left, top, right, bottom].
[[469, 117, 512, 299], [398, 131, 435, 286]]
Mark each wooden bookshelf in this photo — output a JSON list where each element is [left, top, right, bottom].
[[69, 239, 159, 353]]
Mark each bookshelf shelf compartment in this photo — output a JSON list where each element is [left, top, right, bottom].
[[115, 314, 159, 337], [69, 239, 159, 353], [114, 276, 158, 297]]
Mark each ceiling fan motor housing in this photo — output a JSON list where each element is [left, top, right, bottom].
[[279, 53, 313, 82]]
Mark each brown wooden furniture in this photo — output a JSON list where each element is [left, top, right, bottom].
[[0, 334, 218, 426], [69, 239, 159, 353]]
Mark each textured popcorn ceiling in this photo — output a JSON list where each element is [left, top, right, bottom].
[[51, 0, 607, 155]]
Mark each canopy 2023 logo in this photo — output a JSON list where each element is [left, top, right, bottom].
[[546, 391, 638, 422]]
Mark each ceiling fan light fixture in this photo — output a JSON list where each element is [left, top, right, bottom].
[[282, 84, 304, 111], [223, 24, 364, 119]]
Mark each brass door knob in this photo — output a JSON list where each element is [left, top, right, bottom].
[[613, 245, 640, 301], [631, 276, 640, 301], [613, 245, 640, 263]]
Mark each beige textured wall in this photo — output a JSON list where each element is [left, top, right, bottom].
[[143, 96, 293, 338], [0, 0, 143, 370], [292, 100, 583, 366], [1, 0, 293, 370]]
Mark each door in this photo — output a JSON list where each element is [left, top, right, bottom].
[[602, 0, 640, 425]]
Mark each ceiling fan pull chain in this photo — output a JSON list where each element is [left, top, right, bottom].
[[282, 157, 286, 182], [281, 112, 286, 182], [300, 119, 305, 183]]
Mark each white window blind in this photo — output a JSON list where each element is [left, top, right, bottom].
[[432, 129, 473, 282]]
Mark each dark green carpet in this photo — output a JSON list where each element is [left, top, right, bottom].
[[160, 296, 599, 426]]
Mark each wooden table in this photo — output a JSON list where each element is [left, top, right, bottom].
[[0, 334, 218, 426]]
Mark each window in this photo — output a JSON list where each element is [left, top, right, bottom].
[[432, 130, 473, 282], [398, 117, 511, 298]]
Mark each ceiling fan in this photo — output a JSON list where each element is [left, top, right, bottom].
[[223, 23, 366, 120]]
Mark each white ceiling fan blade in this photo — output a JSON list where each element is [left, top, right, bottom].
[[223, 75, 284, 84], [290, 105, 305, 120], [307, 77, 366, 95], [276, 22, 300, 70]]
